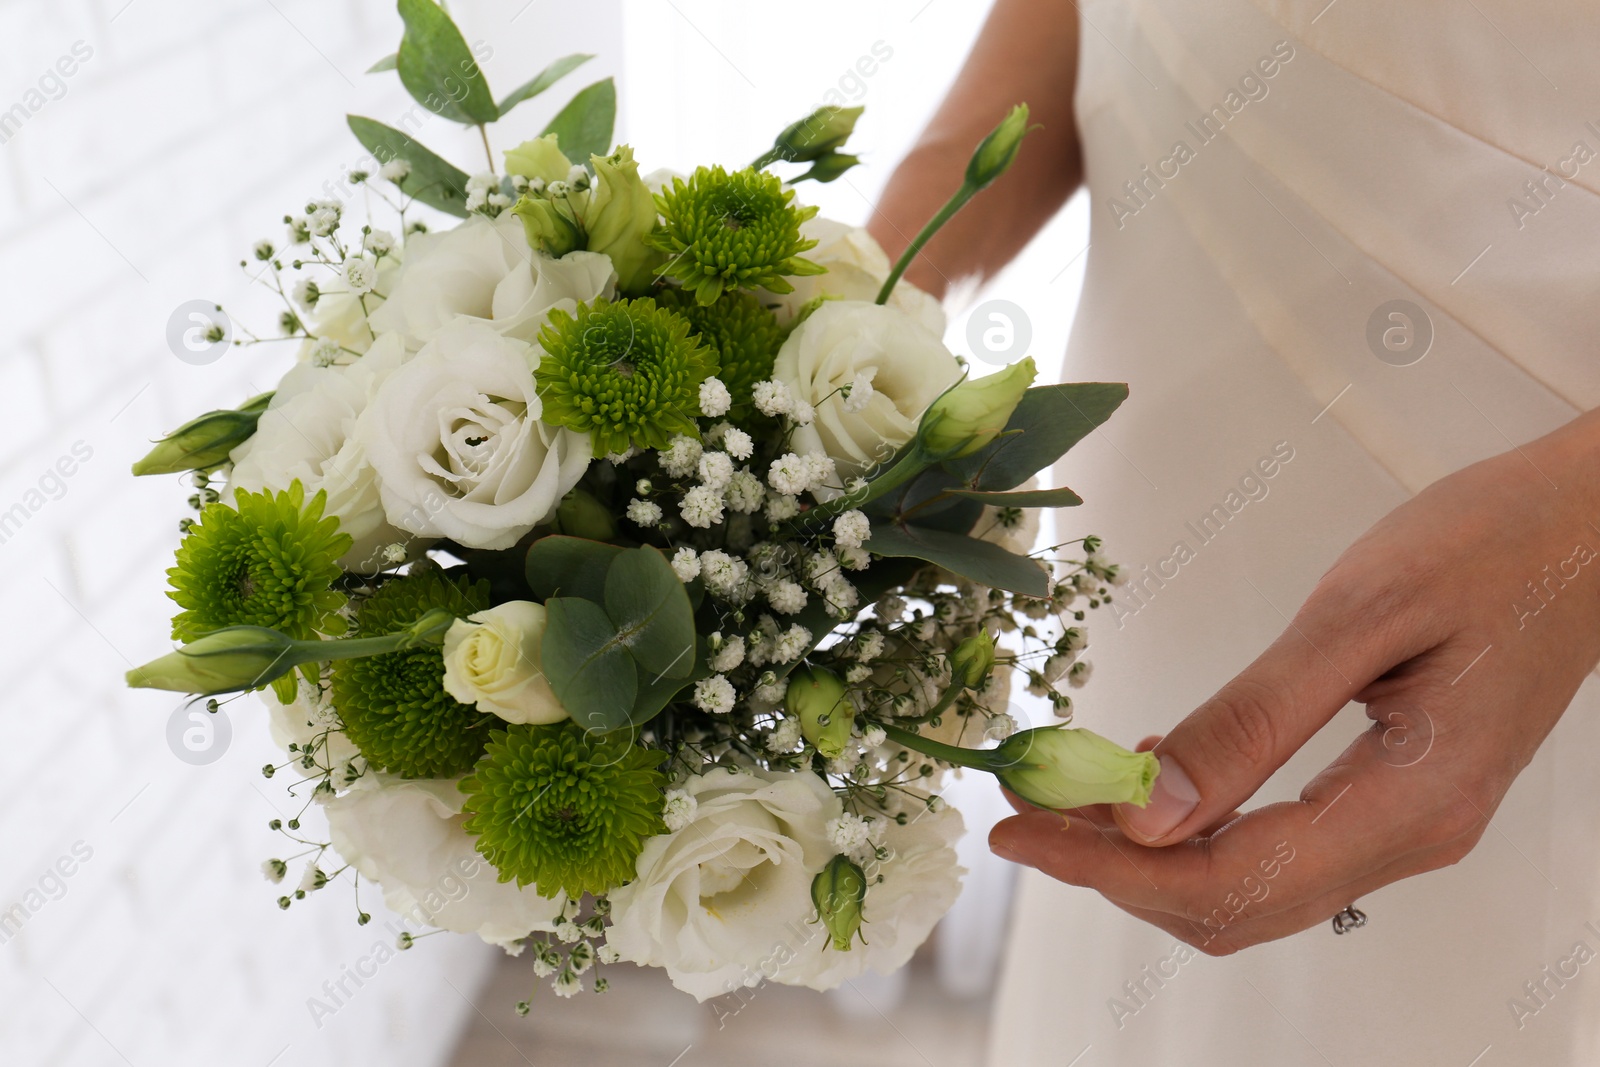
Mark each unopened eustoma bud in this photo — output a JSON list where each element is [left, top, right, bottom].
[[919, 357, 1036, 459], [992, 726, 1159, 810], [786, 666, 855, 759], [949, 631, 997, 690], [966, 104, 1031, 190], [131, 393, 273, 476], [770, 106, 864, 162], [811, 853, 869, 951]]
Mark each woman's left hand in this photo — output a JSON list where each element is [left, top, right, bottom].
[[989, 409, 1600, 954]]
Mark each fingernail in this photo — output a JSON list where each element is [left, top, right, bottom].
[[1118, 755, 1200, 842], [988, 823, 1036, 867]]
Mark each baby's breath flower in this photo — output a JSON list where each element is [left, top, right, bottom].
[[679, 485, 725, 529], [765, 494, 800, 523], [753, 380, 793, 417], [659, 435, 703, 478], [791, 400, 815, 427], [662, 788, 697, 831], [765, 716, 802, 752], [343, 258, 376, 295], [378, 158, 412, 183], [363, 229, 397, 256], [693, 674, 737, 714], [726, 469, 765, 514], [252, 239, 274, 261], [625, 498, 663, 527], [843, 372, 875, 413], [832, 510, 871, 550], [293, 279, 320, 310], [723, 427, 754, 461], [772, 623, 812, 663], [698, 377, 732, 418], [767, 580, 807, 615], [697, 451, 734, 490], [671, 547, 701, 582], [708, 634, 746, 672], [699, 550, 748, 599]]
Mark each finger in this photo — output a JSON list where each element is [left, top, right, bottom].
[[1114, 585, 1442, 845], [993, 730, 1468, 923]]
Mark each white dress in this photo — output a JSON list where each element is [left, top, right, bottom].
[[990, 0, 1600, 1063]]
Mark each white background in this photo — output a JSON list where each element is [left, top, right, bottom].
[[0, 2, 1086, 1063]]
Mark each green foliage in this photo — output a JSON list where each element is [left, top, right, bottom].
[[395, 0, 498, 125], [497, 53, 593, 116], [865, 524, 1049, 597], [655, 288, 784, 421], [539, 78, 616, 161], [944, 382, 1128, 492], [346, 116, 471, 217]]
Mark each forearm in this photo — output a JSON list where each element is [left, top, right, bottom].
[[868, 0, 1083, 298]]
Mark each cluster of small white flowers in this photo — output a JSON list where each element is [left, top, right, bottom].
[[827, 812, 877, 857], [465, 172, 511, 214], [752, 379, 792, 417], [722, 427, 753, 461], [765, 716, 803, 753], [363, 229, 397, 256], [767, 452, 835, 497], [698, 377, 732, 417], [771, 623, 812, 663], [766, 579, 807, 614], [307, 199, 341, 238], [832, 510, 871, 550], [308, 337, 342, 368], [699, 550, 749, 599], [378, 158, 412, 183], [696, 451, 734, 489], [855, 630, 886, 662], [343, 258, 377, 295], [659, 435, 703, 478], [626, 498, 663, 527], [726, 470, 765, 514], [752, 671, 788, 705], [679, 484, 725, 529], [671, 546, 700, 582], [662, 789, 696, 832], [708, 634, 745, 672], [693, 675, 737, 714], [765, 494, 800, 523], [843, 372, 875, 413]]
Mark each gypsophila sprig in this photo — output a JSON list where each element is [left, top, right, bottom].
[[460, 722, 668, 898], [647, 166, 825, 304], [535, 297, 717, 454], [656, 287, 786, 419]]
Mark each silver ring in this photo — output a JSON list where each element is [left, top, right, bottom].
[[1331, 905, 1367, 935]]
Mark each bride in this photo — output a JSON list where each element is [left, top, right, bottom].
[[869, 0, 1600, 1063]]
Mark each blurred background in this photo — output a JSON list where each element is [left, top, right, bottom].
[[0, 1, 1088, 1063]]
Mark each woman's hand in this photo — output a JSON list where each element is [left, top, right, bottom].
[[989, 409, 1600, 954]]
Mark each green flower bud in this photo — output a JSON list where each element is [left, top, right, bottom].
[[512, 195, 583, 258], [992, 726, 1159, 810], [585, 145, 663, 294], [771, 106, 864, 163], [965, 104, 1031, 190], [504, 134, 573, 185], [919, 357, 1036, 459], [786, 667, 854, 759], [795, 152, 862, 184], [812, 853, 869, 951], [131, 393, 273, 476], [552, 486, 617, 542], [126, 625, 298, 694], [949, 631, 996, 689]]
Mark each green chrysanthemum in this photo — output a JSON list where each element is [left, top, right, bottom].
[[166, 482, 350, 644], [535, 297, 717, 454], [329, 569, 493, 779], [646, 165, 826, 304], [460, 722, 669, 898], [656, 287, 784, 421]]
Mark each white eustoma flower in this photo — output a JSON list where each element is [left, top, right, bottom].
[[442, 601, 568, 725], [762, 217, 946, 334], [367, 212, 614, 350], [324, 774, 565, 950], [358, 317, 591, 549], [773, 301, 962, 494], [228, 332, 410, 570], [606, 767, 841, 1001]]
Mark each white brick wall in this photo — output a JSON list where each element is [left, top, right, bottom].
[[0, 3, 621, 1064]]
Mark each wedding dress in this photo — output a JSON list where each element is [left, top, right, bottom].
[[989, 0, 1600, 1063]]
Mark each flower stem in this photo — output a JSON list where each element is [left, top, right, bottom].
[[875, 183, 978, 306], [881, 722, 999, 772]]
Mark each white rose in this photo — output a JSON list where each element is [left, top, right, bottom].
[[764, 217, 945, 334], [606, 767, 841, 1001], [324, 773, 565, 950], [772, 300, 963, 493], [358, 317, 592, 550], [367, 212, 615, 349], [228, 332, 411, 569], [780, 801, 965, 991], [442, 601, 567, 725]]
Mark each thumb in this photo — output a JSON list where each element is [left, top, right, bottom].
[[1114, 603, 1384, 845]]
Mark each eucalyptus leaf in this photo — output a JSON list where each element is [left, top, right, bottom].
[[346, 115, 470, 217], [367, 53, 398, 73], [951, 486, 1084, 507], [867, 524, 1049, 597], [542, 597, 637, 732], [631, 643, 707, 725], [945, 382, 1128, 492], [540, 78, 616, 162], [525, 535, 623, 603], [604, 547, 695, 680], [497, 53, 594, 117], [395, 0, 499, 125]]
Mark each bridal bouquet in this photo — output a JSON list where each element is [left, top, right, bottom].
[[128, 1, 1156, 1009]]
